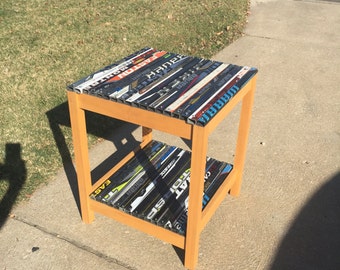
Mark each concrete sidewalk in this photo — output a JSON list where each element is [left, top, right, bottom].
[[1, 0, 339, 269]]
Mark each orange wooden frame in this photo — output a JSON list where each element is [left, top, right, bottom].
[[67, 74, 257, 269]]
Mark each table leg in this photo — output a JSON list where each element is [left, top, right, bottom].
[[230, 76, 257, 196], [184, 126, 208, 269], [67, 92, 94, 223], [142, 126, 153, 144]]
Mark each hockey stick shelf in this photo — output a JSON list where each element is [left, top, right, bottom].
[[67, 48, 257, 270]]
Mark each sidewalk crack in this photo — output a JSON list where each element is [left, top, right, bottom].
[[294, 0, 340, 5], [13, 216, 137, 270], [244, 33, 273, 40]]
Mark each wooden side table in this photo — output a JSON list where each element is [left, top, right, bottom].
[[67, 51, 257, 269]]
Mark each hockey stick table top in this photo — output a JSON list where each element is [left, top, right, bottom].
[[68, 71, 256, 142]]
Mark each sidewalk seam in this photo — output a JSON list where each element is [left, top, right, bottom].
[[244, 32, 339, 48], [294, 0, 340, 5], [12, 216, 137, 270], [244, 33, 273, 40]]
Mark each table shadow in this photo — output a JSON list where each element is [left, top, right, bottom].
[[46, 101, 140, 215]]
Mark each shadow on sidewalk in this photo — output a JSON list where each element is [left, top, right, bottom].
[[0, 143, 27, 228], [46, 101, 139, 215], [46, 100, 195, 265], [270, 171, 340, 270]]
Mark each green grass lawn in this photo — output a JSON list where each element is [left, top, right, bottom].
[[0, 0, 249, 213]]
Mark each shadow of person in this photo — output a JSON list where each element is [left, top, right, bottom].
[[0, 143, 27, 228], [270, 171, 340, 270]]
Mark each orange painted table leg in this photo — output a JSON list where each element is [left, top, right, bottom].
[[184, 125, 209, 269], [67, 91, 94, 223], [142, 126, 153, 144], [230, 76, 257, 196]]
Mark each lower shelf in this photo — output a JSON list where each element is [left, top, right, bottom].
[[90, 140, 233, 236]]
